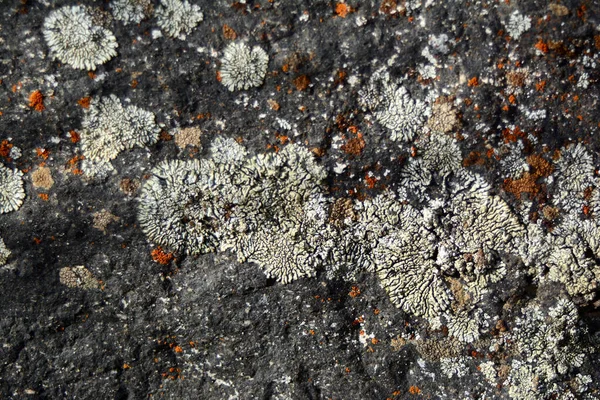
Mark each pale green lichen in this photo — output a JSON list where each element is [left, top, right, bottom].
[[220, 42, 269, 92], [358, 69, 430, 141], [43, 5, 118, 71], [155, 0, 203, 39], [0, 237, 10, 266], [0, 163, 25, 214], [80, 95, 160, 177]]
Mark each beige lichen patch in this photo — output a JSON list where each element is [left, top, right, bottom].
[[31, 167, 54, 190], [92, 209, 120, 233], [120, 177, 140, 196], [174, 126, 202, 149], [412, 337, 463, 362], [427, 96, 459, 134], [59, 266, 100, 289]]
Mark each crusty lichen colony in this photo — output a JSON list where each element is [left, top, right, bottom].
[[3, 1, 600, 398]]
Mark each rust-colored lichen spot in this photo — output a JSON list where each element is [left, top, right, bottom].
[[77, 96, 91, 108], [28, 90, 45, 111], [462, 151, 485, 167], [503, 155, 552, 201], [467, 76, 479, 87], [293, 74, 310, 91], [0, 140, 13, 159], [38, 193, 49, 201], [88, 71, 97, 79], [341, 132, 365, 156], [123, 363, 131, 370], [379, 0, 398, 14], [267, 99, 280, 111], [151, 246, 175, 265], [349, 285, 361, 298], [335, 2, 352, 18], [174, 346, 183, 353], [222, 24, 237, 39], [535, 39, 548, 53], [408, 386, 421, 395], [364, 173, 379, 189], [36, 148, 49, 160], [535, 80, 546, 92], [501, 126, 527, 144], [159, 131, 173, 141], [69, 130, 80, 143]]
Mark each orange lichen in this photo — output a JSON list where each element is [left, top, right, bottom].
[[341, 133, 365, 156], [151, 246, 175, 265], [130, 80, 138, 89], [267, 99, 280, 111], [123, 364, 131, 369], [0, 140, 13, 158], [503, 173, 539, 200], [502, 155, 552, 201], [467, 76, 479, 87], [365, 173, 378, 189], [293, 74, 310, 91], [222, 24, 237, 39], [88, 71, 97, 79], [535, 39, 548, 53], [408, 386, 421, 395], [28, 90, 45, 111], [335, 2, 352, 18], [508, 94, 516, 104], [69, 130, 80, 143], [38, 193, 49, 201], [535, 80, 546, 92], [174, 346, 183, 353], [216, 70, 222, 82], [36, 148, 49, 160], [349, 285, 361, 298], [77, 96, 91, 108]]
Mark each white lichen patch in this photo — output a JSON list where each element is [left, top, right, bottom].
[[111, 0, 153, 24], [504, 299, 588, 399], [80, 95, 159, 176], [43, 6, 118, 70], [0, 163, 26, 214], [0, 237, 10, 266], [155, 0, 203, 39], [554, 143, 595, 212], [504, 10, 532, 40], [220, 42, 269, 91], [359, 69, 430, 141], [222, 144, 331, 283], [138, 158, 247, 255]]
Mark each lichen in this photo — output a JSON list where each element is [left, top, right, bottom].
[[504, 299, 589, 399], [110, 0, 153, 24], [358, 69, 430, 141], [43, 6, 118, 71], [138, 158, 245, 255], [220, 42, 269, 92], [0, 237, 10, 266], [80, 95, 159, 177], [59, 266, 100, 290], [0, 163, 25, 214], [504, 10, 532, 41], [155, 0, 203, 39]]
